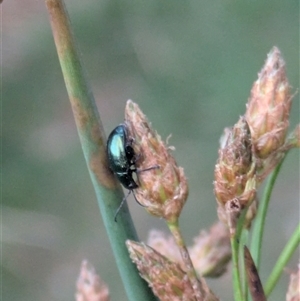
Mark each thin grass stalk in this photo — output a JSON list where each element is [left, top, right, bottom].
[[264, 223, 300, 297], [45, 1, 157, 300], [250, 157, 285, 269]]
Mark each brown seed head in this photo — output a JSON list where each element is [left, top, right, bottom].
[[285, 124, 300, 149], [76, 260, 110, 301], [126, 240, 196, 301], [147, 223, 231, 278], [188, 221, 231, 277], [125, 100, 188, 222], [244, 197, 258, 229], [147, 229, 182, 267], [245, 47, 292, 159], [214, 117, 256, 207], [286, 265, 300, 301]]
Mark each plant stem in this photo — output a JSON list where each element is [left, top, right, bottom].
[[230, 200, 252, 301], [264, 223, 300, 297], [45, 1, 157, 300], [167, 220, 206, 301], [230, 233, 244, 301], [250, 157, 285, 269], [167, 221, 219, 301], [240, 229, 249, 300]]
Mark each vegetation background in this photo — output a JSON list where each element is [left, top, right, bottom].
[[3, 1, 299, 301]]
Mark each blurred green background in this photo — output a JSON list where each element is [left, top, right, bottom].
[[3, 1, 299, 301]]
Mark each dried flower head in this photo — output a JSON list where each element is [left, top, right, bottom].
[[147, 229, 182, 266], [286, 265, 300, 301], [147, 222, 231, 278], [124, 100, 188, 222], [214, 117, 256, 208], [285, 124, 300, 150], [245, 47, 292, 159], [126, 240, 196, 301], [244, 197, 258, 229], [76, 260, 110, 301], [214, 117, 256, 233], [189, 221, 231, 278]]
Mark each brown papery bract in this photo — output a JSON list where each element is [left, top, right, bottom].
[[124, 100, 188, 223]]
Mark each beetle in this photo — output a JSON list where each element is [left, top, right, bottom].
[[107, 124, 138, 190], [107, 124, 158, 221]]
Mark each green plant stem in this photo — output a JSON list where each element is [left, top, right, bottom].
[[167, 220, 204, 301], [250, 158, 285, 269], [230, 233, 244, 301], [264, 223, 300, 297], [45, 1, 157, 300], [240, 229, 249, 300], [167, 221, 219, 301], [230, 201, 252, 301]]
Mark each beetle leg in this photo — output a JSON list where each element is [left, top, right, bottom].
[[132, 190, 147, 208], [114, 190, 132, 222]]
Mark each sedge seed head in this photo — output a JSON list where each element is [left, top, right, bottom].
[[126, 240, 196, 301], [147, 223, 231, 278], [188, 221, 231, 278], [245, 47, 292, 159], [285, 124, 300, 149], [286, 265, 300, 301], [125, 100, 188, 222], [76, 260, 110, 301], [214, 117, 256, 207], [147, 229, 182, 267]]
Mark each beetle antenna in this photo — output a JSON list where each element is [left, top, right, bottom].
[[136, 164, 160, 173], [114, 190, 132, 222], [131, 165, 160, 209]]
